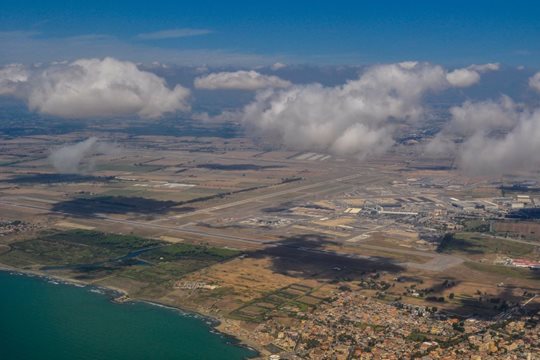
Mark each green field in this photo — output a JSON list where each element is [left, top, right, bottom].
[[140, 243, 240, 262], [464, 261, 540, 280], [230, 283, 319, 323], [0, 230, 241, 293], [437, 232, 538, 257], [45, 230, 161, 251], [0, 230, 161, 267]]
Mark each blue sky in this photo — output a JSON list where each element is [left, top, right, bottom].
[[1, 0, 539, 66]]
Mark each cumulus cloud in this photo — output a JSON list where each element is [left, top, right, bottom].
[[458, 109, 540, 175], [426, 94, 540, 175], [0, 63, 28, 95], [425, 96, 520, 155], [446, 68, 481, 87], [528, 72, 540, 93], [194, 70, 292, 90], [239, 62, 485, 158], [446, 63, 499, 87], [49, 137, 119, 173], [425, 96, 520, 157], [446, 96, 519, 136], [0, 57, 190, 118]]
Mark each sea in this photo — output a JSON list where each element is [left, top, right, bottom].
[[0, 271, 257, 360]]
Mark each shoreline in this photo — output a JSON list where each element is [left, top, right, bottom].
[[0, 264, 262, 359]]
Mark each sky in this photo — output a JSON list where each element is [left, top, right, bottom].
[[1, 0, 539, 66]]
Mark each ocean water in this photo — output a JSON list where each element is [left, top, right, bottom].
[[0, 271, 257, 360]]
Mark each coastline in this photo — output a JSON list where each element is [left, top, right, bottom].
[[0, 263, 262, 359]]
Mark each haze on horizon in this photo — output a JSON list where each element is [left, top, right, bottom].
[[2, 0, 540, 176]]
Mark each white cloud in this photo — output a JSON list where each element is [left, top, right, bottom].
[[446, 96, 519, 136], [136, 28, 212, 40], [49, 137, 118, 173], [270, 62, 287, 70], [240, 62, 474, 158], [458, 109, 540, 175], [468, 63, 500, 72], [446, 63, 499, 87], [446, 68, 481, 87], [398, 61, 419, 69], [426, 94, 540, 175], [194, 70, 292, 90], [528, 72, 540, 93], [0, 63, 28, 95], [330, 124, 394, 157], [424, 135, 457, 156], [0, 57, 191, 118]]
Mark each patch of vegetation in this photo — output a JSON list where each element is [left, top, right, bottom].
[[44, 230, 161, 252], [354, 322, 386, 331], [230, 283, 315, 322], [0, 230, 242, 292], [0, 239, 114, 267], [0, 230, 161, 267], [140, 243, 240, 262], [406, 330, 430, 342], [124, 261, 213, 281], [305, 339, 321, 349], [462, 220, 491, 233], [438, 232, 537, 257], [464, 261, 540, 280]]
